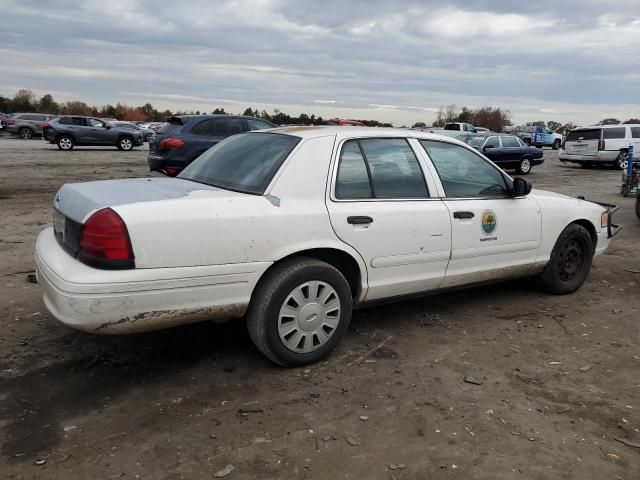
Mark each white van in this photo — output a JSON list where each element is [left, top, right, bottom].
[[560, 124, 640, 169]]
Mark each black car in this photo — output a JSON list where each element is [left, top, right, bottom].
[[460, 134, 544, 174], [148, 115, 275, 176]]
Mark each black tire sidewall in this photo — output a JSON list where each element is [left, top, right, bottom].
[[542, 224, 594, 294], [20, 127, 33, 139], [261, 264, 353, 366]]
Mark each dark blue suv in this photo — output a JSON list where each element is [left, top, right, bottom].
[[148, 115, 275, 176]]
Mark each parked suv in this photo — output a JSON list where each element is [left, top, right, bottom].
[[7, 113, 56, 139], [110, 121, 155, 142], [560, 124, 640, 169], [148, 115, 275, 176], [444, 122, 477, 133], [44, 116, 145, 151]]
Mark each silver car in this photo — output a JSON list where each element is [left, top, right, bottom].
[[7, 113, 56, 139]]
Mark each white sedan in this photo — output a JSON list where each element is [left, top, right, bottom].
[[36, 127, 618, 366]]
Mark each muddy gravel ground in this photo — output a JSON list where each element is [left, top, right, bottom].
[[1, 134, 639, 480]]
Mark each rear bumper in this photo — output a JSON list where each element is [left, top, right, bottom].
[[559, 150, 619, 163], [148, 154, 188, 175], [36, 228, 270, 334]]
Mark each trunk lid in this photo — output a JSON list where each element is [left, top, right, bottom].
[[148, 117, 183, 154], [564, 128, 601, 156]]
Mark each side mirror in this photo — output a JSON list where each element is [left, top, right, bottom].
[[510, 177, 533, 197]]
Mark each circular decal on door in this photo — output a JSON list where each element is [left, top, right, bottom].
[[481, 210, 497, 235]]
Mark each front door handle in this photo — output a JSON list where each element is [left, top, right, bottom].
[[347, 216, 373, 225], [453, 211, 474, 219]]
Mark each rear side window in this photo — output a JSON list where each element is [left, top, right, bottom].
[[179, 133, 300, 194], [444, 124, 458, 130], [631, 127, 640, 138], [157, 121, 180, 135], [566, 129, 600, 141], [71, 117, 87, 126], [192, 118, 244, 136], [603, 127, 626, 139], [247, 119, 274, 131], [420, 140, 507, 198], [59, 117, 71, 125], [500, 136, 520, 148], [335, 138, 428, 199]]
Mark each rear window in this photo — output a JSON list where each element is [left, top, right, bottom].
[[157, 121, 179, 135], [443, 124, 459, 130], [179, 133, 300, 194], [603, 127, 626, 139], [566, 129, 601, 142]]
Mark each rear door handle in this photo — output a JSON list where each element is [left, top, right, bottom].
[[453, 211, 474, 219], [347, 216, 373, 225]]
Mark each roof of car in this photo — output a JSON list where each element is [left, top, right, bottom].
[[265, 126, 475, 145]]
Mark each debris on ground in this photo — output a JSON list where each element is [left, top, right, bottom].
[[613, 308, 623, 314], [34, 457, 46, 466], [464, 376, 483, 385], [613, 437, 640, 449], [418, 313, 448, 327], [359, 415, 369, 421], [389, 463, 406, 470], [579, 364, 593, 372], [26, 273, 37, 284], [345, 436, 359, 446], [214, 464, 235, 478]]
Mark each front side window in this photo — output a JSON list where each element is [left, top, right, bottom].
[[180, 133, 300, 194], [89, 118, 105, 127], [500, 136, 520, 148], [420, 140, 508, 198]]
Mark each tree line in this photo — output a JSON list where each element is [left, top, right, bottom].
[[0, 89, 392, 126]]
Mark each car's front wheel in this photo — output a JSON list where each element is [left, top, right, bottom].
[[56, 135, 74, 151], [19, 127, 33, 139], [246, 257, 353, 367], [552, 139, 561, 150], [117, 136, 134, 151], [517, 157, 532, 175], [614, 150, 628, 170], [535, 224, 594, 294]]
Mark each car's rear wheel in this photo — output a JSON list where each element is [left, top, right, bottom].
[[246, 257, 353, 367], [614, 150, 628, 170], [535, 224, 594, 294], [517, 157, 532, 175], [19, 127, 33, 139], [552, 139, 561, 150], [118, 136, 134, 151], [56, 135, 74, 151], [145, 133, 153, 142]]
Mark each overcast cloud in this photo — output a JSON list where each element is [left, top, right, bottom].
[[1, 0, 639, 125]]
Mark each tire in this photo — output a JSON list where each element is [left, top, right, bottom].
[[580, 162, 592, 168], [117, 136, 134, 151], [517, 157, 532, 175], [614, 150, 628, 170], [56, 135, 74, 151], [19, 127, 33, 140], [535, 224, 594, 295], [246, 257, 353, 367], [552, 140, 561, 150], [636, 197, 640, 220], [145, 133, 153, 142], [621, 185, 629, 197]]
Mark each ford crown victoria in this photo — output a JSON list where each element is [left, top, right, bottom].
[[36, 127, 617, 366]]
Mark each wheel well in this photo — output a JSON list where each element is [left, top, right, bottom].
[[268, 249, 362, 298], [19, 126, 33, 131], [118, 134, 133, 141], [571, 219, 597, 249], [56, 132, 75, 142]]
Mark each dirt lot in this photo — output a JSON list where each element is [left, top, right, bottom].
[[1, 134, 639, 480]]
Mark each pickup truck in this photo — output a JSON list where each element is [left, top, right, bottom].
[[507, 126, 563, 149], [444, 122, 477, 133]]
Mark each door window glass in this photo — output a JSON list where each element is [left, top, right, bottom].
[[500, 136, 520, 148], [359, 138, 428, 198], [335, 141, 372, 199], [420, 140, 508, 198], [603, 127, 626, 139], [485, 136, 500, 148], [247, 119, 273, 131]]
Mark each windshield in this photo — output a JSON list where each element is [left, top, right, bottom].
[[462, 135, 487, 148], [179, 132, 300, 194]]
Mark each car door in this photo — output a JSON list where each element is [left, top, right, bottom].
[[419, 139, 541, 289], [67, 117, 92, 144], [87, 118, 113, 145], [326, 137, 452, 300], [499, 135, 522, 163], [481, 135, 502, 163]]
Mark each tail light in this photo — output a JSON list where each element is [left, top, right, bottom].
[[42, 122, 50, 129], [78, 208, 134, 269], [598, 131, 605, 151], [164, 167, 180, 176], [159, 137, 185, 149], [7, 118, 15, 125]]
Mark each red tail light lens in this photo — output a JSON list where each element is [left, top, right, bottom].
[[79, 208, 134, 269], [7, 118, 15, 125], [159, 137, 185, 149], [42, 122, 50, 129], [598, 131, 605, 151]]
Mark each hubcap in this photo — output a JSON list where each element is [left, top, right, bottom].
[[557, 238, 585, 282], [521, 159, 531, 172], [278, 281, 341, 354], [21, 129, 32, 139], [60, 138, 71, 149], [618, 153, 628, 170], [121, 139, 132, 149]]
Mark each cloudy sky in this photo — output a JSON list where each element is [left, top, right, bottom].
[[1, 0, 639, 126]]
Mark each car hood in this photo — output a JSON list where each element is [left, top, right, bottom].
[[54, 177, 244, 223]]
